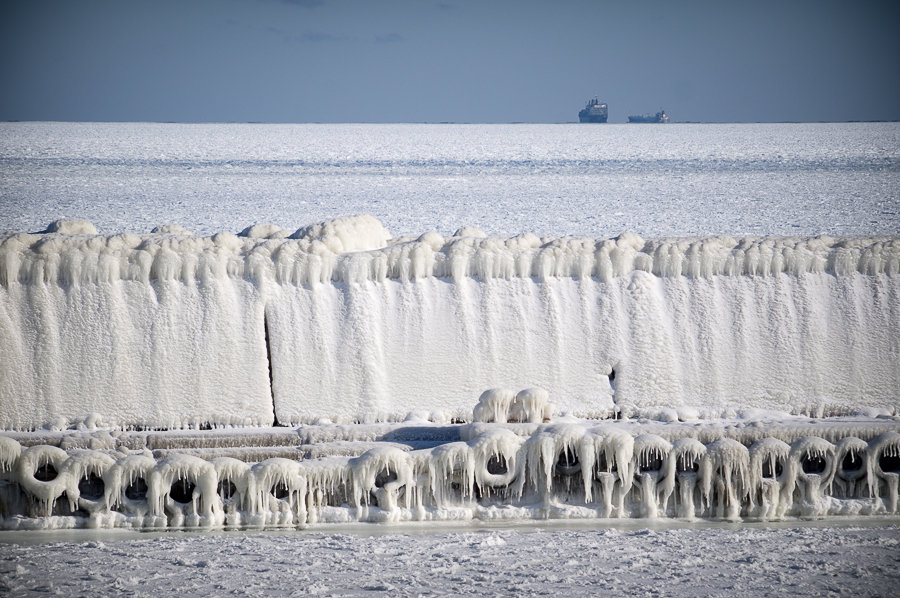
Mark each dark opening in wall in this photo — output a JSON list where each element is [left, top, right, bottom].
[[374, 469, 398, 489], [264, 310, 281, 427], [487, 455, 508, 476], [639, 454, 663, 473], [608, 364, 619, 419], [218, 480, 237, 501], [554, 447, 581, 476], [169, 479, 195, 504], [595, 453, 617, 475], [880, 453, 900, 475], [841, 452, 864, 474], [801, 454, 828, 475], [676, 458, 701, 474], [51, 492, 84, 517], [34, 463, 58, 482], [271, 481, 290, 499], [78, 473, 105, 500], [125, 478, 148, 500], [762, 457, 784, 479]]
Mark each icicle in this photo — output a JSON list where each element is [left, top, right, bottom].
[[15, 445, 70, 517], [470, 428, 524, 500], [62, 450, 115, 515], [584, 428, 634, 518], [832, 437, 868, 499], [520, 424, 587, 504], [247, 458, 307, 527], [668, 438, 706, 520], [104, 454, 158, 525], [472, 389, 517, 423], [748, 437, 791, 520], [787, 437, 835, 518], [348, 447, 413, 521], [631, 434, 672, 518], [428, 442, 475, 508], [704, 438, 749, 521], [211, 457, 251, 525], [0, 436, 22, 475], [867, 432, 900, 514], [509, 388, 553, 424], [150, 454, 220, 527]]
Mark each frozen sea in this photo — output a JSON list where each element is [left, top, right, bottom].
[[1, 122, 898, 237], [1, 122, 899, 595], [1, 521, 899, 597]]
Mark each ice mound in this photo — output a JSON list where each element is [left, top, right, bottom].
[[473, 388, 553, 424], [238, 223, 288, 239], [43, 219, 98, 235], [290, 215, 391, 253], [150, 224, 191, 235]]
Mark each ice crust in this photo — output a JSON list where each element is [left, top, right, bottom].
[[2, 417, 899, 530], [1, 217, 898, 429]]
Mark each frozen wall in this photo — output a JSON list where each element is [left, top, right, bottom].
[[0, 229, 272, 429], [1, 217, 898, 429]]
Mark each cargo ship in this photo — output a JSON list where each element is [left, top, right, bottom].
[[628, 110, 669, 123], [578, 98, 608, 123]]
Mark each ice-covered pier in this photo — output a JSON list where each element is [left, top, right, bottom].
[[1, 217, 898, 528]]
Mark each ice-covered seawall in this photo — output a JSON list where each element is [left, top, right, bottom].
[[1, 216, 898, 430]]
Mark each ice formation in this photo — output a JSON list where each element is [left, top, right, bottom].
[[0, 216, 898, 529], [1, 400, 899, 529], [1, 217, 898, 429]]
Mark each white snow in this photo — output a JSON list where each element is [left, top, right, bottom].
[[1, 225, 897, 429], [0, 523, 897, 597]]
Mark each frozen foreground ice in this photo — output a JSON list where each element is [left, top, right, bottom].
[[1, 523, 898, 597]]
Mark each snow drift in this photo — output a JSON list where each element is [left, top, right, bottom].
[[0, 216, 898, 429]]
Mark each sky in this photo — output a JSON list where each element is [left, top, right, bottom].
[[0, 0, 898, 123]]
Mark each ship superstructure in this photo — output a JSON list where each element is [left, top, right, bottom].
[[578, 98, 608, 123]]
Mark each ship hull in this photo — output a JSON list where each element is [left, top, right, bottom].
[[628, 111, 669, 124], [579, 113, 608, 123]]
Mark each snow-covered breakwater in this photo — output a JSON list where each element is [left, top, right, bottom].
[[1, 216, 899, 429]]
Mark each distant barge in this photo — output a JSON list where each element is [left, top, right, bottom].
[[628, 110, 670, 123]]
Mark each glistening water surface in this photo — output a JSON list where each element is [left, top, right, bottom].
[[2, 122, 898, 237]]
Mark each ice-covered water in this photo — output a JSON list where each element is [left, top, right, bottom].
[[2, 523, 898, 597], [2, 122, 899, 238]]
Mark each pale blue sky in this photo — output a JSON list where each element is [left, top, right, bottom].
[[1, 0, 898, 123]]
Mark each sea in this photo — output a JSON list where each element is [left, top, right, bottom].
[[2, 122, 898, 237]]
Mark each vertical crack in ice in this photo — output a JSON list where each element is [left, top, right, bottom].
[[264, 308, 280, 427]]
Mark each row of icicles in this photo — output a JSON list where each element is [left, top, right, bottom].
[[1, 429, 899, 528], [3, 222, 899, 288]]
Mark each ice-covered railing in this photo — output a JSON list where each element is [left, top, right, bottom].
[[2, 216, 899, 286], [2, 216, 899, 430], [2, 420, 899, 529]]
